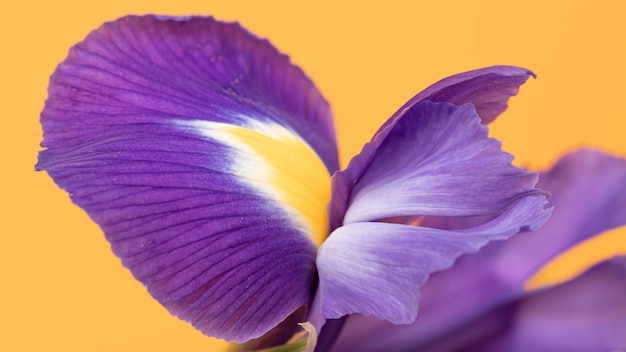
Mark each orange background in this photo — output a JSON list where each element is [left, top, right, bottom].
[[2, 1, 625, 351]]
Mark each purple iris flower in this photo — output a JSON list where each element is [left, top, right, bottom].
[[332, 149, 626, 352], [36, 15, 552, 350]]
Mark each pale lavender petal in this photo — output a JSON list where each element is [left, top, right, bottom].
[[315, 195, 549, 324], [329, 67, 535, 230], [331, 149, 626, 351], [36, 15, 338, 343], [343, 101, 542, 224]]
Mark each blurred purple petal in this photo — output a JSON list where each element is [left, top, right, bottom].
[[315, 195, 549, 325], [35, 15, 339, 342], [472, 256, 626, 352], [498, 148, 626, 280], [329, 66, 535, 230], [331, 256, 626, 352], [343, 101, 542, 224]]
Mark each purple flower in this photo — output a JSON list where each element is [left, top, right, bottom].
[[36, 15, 550, 349], [332, 149, 626, 352]]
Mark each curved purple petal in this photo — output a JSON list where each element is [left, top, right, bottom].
[[403, 65, 536, 125], [40, 15, 338, 172], [330, 149, 626, 351], [315, 195, 549, 325], [36, 15, 338, 343], [329, 66, 535, 230], [343, 101, 542, 224]]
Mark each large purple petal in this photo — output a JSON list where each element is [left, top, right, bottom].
[[329, 66, 535, 230], [314, 195, 549, 325], [36, 15, 338, 343], [40, 15, 338, 172], [343, 101, 542, 224]]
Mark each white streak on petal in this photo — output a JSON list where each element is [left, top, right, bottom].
[[175, 118, 331, 246]]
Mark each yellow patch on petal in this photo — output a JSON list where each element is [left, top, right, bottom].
[[177, 119, 331, 247]]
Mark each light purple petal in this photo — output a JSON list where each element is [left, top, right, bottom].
[[36, 15, 338, 343], [343, 101, 542, 224], [330, 149, 626, 351], [329, 66, 535, 230], [315, 195, 549, 325]]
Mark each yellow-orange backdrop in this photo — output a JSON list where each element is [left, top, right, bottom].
[[2, 1, 625, 351]]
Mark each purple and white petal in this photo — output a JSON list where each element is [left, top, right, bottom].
[[343, 101, 542, 224], [329, 67, 535, 230], [36, 15, 337, 343], [315, 195, 549, 326]]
